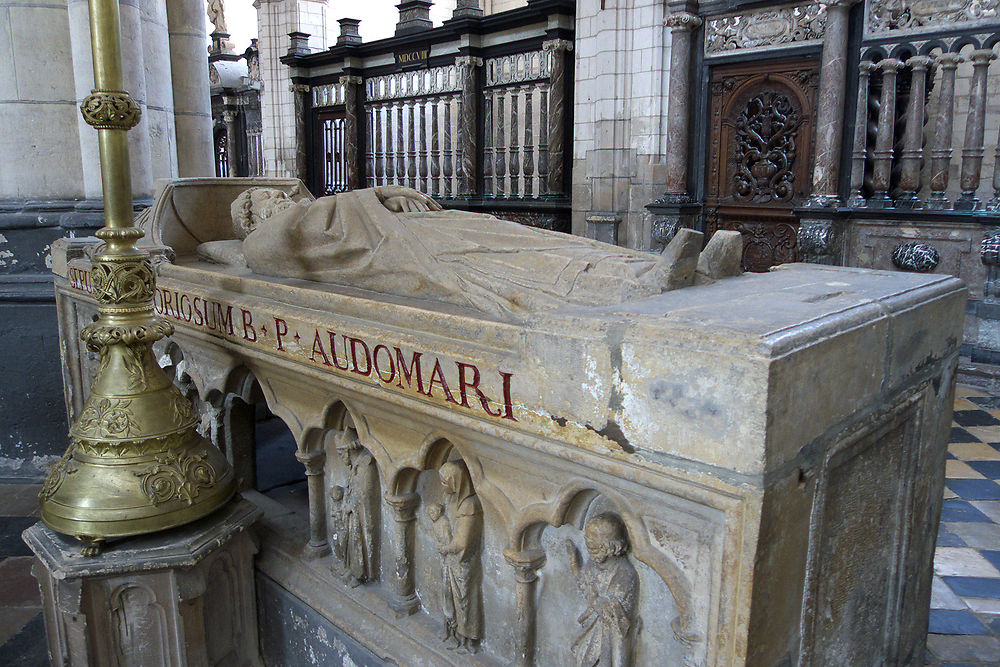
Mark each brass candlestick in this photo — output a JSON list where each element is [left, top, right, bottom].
[[39, 0, 235, 555]]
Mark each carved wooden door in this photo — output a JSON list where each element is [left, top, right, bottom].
[[705, 59, 819, 272]]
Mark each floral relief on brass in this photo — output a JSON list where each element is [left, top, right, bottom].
[[91, 258, 155, 305], [76, 398, 141, 439], [38, 451, 80, 502], [133, 445, 219, 506], [80, 89, 142, 130]]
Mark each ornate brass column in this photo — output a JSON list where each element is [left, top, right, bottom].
[[39, 0, 235, 555]]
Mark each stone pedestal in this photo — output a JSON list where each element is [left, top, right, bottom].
[[24, 499, 262, 667]]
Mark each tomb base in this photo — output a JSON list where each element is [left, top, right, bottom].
[[23, 498, 262, 666]]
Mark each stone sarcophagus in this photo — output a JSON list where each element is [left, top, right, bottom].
[[50, 178, 965, 666]]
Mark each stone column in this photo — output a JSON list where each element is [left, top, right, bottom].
[[988, 133, 1000, 211], [870, 58, 903, 206], [456, 56, 483, 197], [503, 549, 546, 667], [341, 75, 364, 190], [847, 61, 874, 207], [956, 49, 997, 210], [927, 52, 963, 209], [223, 108, 239, 177], [385, 492, 420, 616], [543, 38, 574, 196], [166, 0, 215, 176], [660, 12, 702, 202], [295, 450, 330, 558], [291, 82, 311, 184], [806, 0, 857, 206], [897, 56, 933, 207]]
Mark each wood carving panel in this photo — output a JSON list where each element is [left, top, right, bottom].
[[705, 59, 819, 272]]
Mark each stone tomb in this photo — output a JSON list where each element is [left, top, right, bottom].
[[50, 178, 965, 665]]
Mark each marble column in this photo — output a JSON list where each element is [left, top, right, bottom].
[[988, 133, 1000, 211], [926, 51, 963, 209], [385, 492, 420, 616], [660, 12, 702, 202], [291, 82, 311, 185], [455, 56, 483, 198], [847, 61, 874, 207], [166, 0, 215, 177], [295, 450, 330, 558], [956, 49, 997, 210], [897, 56, 933, 207], [341, 75, 364, 190], [503, 549, 546, 667], [223, 108, 239, 177], [807, 0, 858, 206], [543, 38, 574, 196], [871, 58, 903, 206]]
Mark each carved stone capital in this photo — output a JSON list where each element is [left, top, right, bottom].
[[80, 89, 141, 131], [905, 55, 933, 72], [384, 492, 419, 519], [970, 49, 998, 66], [454, 55, 484, 68], [936, 51, 964, 69], [877, 58, 903, 74], [503, 548, 546, 582], [339, 74, 363, 86], [542, 38, 574, 52], [222, 110, 237, 124], [294, 449, 326, 475], [858, 61, 875, 76], [664, 11, 702, 31], [289, 83, 311, 94]]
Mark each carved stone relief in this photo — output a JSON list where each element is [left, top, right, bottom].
[[330, 428, 380, 586], [866, 0, 1000, 34], [706, 3, 827, 56], [566, 513, 640, 666]]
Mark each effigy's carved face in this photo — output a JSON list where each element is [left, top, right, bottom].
[[584, 514, 628, 563], [231, 188, 298, 239]]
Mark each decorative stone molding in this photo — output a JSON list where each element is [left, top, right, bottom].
[[80, 90, 142, 130], [797, 216, 839, 263], [867, 0, 1000, 35], [454, 55, 484, 68], [982, 231, 1000, 298], [665, 11, 703, 31], [289, 83, 311, 94], [541, 38, 574, 52], [891, 242, 941, 273], [339, 74, 363, 86], [705, 3, 824, 55]]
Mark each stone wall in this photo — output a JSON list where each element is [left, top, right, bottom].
[[256, 0, 328, 179], [571, 0, 671, 249]]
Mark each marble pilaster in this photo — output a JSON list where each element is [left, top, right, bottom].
[[456, 56, 483, 197], [543, 38, 573, 196], [926, 52, 962, 209], [897, 56, 933, 207], [847, 61, 874, 207], [341, 75, 363, 190], [223, 108, 239, 178], [870, 58, 902, 207], [661, 12, 702, 201], [291, 82, 311, 184], [956, 49, 997, 210], [806, 0, 857, 206]]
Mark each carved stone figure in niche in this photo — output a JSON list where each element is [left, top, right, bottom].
[[330, 430, 379, 587], [565, 513, 639, 667], [436, 461, 483, 652], [195, 185, 738, 319]]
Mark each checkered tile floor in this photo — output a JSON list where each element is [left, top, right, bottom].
[[927, 385, 1000, 665], [2, 387, 1000, 664]]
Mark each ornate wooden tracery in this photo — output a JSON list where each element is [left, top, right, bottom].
[[705, 60, 820, 272]]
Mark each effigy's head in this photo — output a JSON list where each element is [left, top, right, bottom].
[[335, 429, 361, 464], [231, 187, 297, 239], [439, 460, 472, 498], [584, 513, 629, 562]]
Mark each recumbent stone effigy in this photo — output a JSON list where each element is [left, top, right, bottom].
[[50, 178, 965, 665]]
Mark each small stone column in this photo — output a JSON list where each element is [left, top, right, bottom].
[[341, 74, 364, 190], [926, 51, 963, 209], [222, 108, 239, 177], [988, 132, 1000, 211], [291, 82, 311, 185], [543, 38, 574, 196], [25, 500, 262, 667], [295, 449, 330, 558], [956, 49, 997, 210], [503, 549, 546, 667], [897, 55, 933, 207], [384, 492, 420, 616], [456, 55, 483, 197], [847, 61, 874, 206], [806, 0, 857, 206], [661, 12, 702, 201], [870, 58, 903, 206]]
